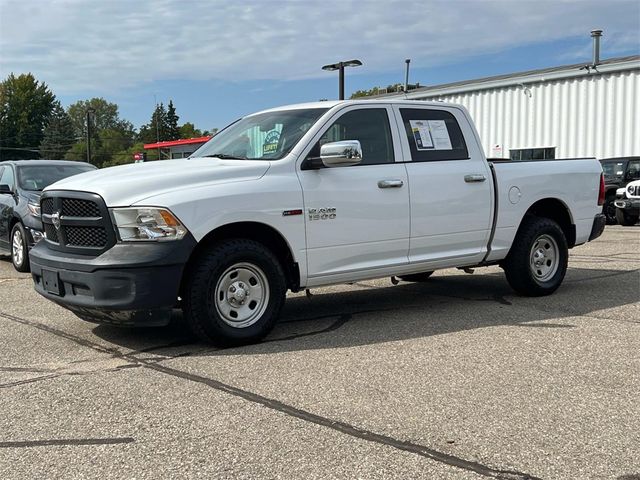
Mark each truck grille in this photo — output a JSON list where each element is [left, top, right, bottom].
[[40, 192, 115, 255], [629, 184, 640, 197]]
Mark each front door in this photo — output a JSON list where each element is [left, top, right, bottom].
[[0, 165, 16, 251], [297, 106, 410, 282]]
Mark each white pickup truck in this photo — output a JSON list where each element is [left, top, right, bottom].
[[29, 100, 606, 345]]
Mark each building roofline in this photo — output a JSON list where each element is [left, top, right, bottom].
[[378, 55, 640, 99]]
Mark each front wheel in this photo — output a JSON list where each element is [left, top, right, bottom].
[[183, 239, 286, 346], [603, 195, 617, 224], [11, 223, 30, 273], [615, 208, 639, 226], [502, 216, 568, 296]]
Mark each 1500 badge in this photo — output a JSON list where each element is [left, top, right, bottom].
[[308, 208, 336, 221]]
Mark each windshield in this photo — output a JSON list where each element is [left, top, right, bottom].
[[601, 161, 626, 177], [191, 108, 328, 160], [17, 164, 96, 191]]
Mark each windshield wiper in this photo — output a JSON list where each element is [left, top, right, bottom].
[[201, 153, 247, 160]]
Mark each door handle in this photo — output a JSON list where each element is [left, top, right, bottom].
[[464, 174, 486, 183], [378, 179, 404, 189]]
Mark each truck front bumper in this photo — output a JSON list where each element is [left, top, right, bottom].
[[29, 235, 197, 327]]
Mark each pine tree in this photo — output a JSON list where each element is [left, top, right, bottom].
[[138, 103, 168, 144], [166, 100, 180, 140]]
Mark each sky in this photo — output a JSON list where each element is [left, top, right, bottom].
[[1, 0, 639, 132]]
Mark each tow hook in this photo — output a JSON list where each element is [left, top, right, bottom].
[[391, 276, 400, 285], [459, 267, 475, 274]]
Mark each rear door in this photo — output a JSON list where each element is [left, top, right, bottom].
[[392, 105, 493, 266], [297, 105, 410, 281]]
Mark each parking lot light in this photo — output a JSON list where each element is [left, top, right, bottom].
[[322, 59, 363, 100]]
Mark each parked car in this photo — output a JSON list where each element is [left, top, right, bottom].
[[614, 179, 640, 226], [599, 156, 640, 224], [0, 160, 96, 271], [30, 100, 605, 346]]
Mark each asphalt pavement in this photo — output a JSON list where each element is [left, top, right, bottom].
[[1, 226, 639, 479]]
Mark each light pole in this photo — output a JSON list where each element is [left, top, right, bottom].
[[86, 107, 95, 165], [322, 59, 363, 100]]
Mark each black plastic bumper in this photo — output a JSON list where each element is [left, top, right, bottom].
[[29, 235, 197, 327], [589, 213, 606, 241]]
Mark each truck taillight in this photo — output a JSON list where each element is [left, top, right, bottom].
[[598, 173, 605, 206]]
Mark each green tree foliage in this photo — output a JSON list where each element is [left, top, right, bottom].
[[0, 73, 56, 159], [166, 100, 180, 140], [138, 102, 168, 144], [40, 101, 76, 159], [179, 122, 202, 139], [65, 97, 135, 167]]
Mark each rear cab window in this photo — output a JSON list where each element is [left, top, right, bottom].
[[398, 108, 469, 161]]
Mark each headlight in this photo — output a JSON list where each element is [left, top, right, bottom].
[[628, 184, 635, 195], [110, 207, 188, 242], [28, 202, 41, 217]]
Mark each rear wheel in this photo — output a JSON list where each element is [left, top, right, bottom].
[[398, 271, 434, 282], [183, 239, 286, 346], [11, 223, 30, 273], [502, 216, 568, 296], [615, 208, 639, 226]]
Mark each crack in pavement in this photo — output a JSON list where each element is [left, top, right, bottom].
[[0, 437, 134, 448], [0, 310, 540, 479]]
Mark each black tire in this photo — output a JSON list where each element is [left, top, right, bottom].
[[399, 271, 434, 282], [10, 223, 30, 273], [615, 208, 639, 226], [603, 195, 617, 225], [502, 216, 568, 297], [183, 239, 286, 346]]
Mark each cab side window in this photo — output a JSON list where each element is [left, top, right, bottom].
[[311, 108, 394, 166], [400, 108, 468, 162], [627, 160, 640, 180], [0, 165, 14, 190]]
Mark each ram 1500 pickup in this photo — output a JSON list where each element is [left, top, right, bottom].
[[29, 100, 606, 345]]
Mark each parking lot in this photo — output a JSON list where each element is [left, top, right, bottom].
[[0, 226, 637, 479]]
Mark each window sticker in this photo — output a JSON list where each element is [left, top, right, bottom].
[[409, 119, 453, 151], [409, 120, 433, 150], [262, 130, 281, 155]]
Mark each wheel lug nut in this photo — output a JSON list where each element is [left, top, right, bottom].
[[230, 286, 236, 293]]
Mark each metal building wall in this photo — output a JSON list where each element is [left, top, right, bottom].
[[418, 68, 640, 160]]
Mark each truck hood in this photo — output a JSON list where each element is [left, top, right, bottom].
[[45, 158, 271, 206]]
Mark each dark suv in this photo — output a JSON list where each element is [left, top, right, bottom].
[[600, 157, 640, 224], [0, 160, 96, 272]]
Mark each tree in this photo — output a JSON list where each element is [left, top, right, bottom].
[[138, 103, 168, 144], [0, 73, 56, 160], [166, 100, 180, 140], [65, 98, 136, 167], [40, 101, 76, 159], [179, 122, 202, 139]]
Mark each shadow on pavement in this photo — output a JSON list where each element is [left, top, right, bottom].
[[90, 266, 640, 356]]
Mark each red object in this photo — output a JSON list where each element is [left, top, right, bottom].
[[598, 173, 605, 206], [143, 136, 212, 150]]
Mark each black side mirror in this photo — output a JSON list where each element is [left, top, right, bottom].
[[0, 184, 12, 194]]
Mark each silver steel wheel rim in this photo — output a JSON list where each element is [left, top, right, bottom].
[[12, 229, 24, 267], [213, 262, 270, 328], [529, 234, 559, 282]]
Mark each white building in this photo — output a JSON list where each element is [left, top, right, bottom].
[[386, 55, 639, 160]]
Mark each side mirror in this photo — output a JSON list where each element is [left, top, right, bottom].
[[320, 140, 363, 167], [0, 184, 12, 194]]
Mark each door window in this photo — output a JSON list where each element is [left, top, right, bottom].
[[310, 108, 394, 165], [399, 108, 468, 161], [627, 160, 640, 180]]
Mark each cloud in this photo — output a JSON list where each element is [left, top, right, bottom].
[[0, 0, 638, 94]]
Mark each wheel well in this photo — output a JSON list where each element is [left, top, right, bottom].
[[522, 198, 576, 247], [181, 222, 300, 295]]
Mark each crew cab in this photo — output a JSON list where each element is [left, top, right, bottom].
[[29, 100, 606, 345]]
